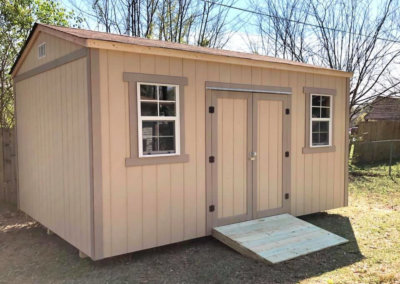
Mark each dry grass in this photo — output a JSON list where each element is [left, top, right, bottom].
[[303, 162, 400, 284]]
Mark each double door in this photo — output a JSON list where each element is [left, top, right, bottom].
[[209, 91, 291, 227]]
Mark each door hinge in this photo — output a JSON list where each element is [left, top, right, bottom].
[[209, 205, 215, 212], [285, 108, 290, 115], [209, 106, 215, 113], [285, 151, 290, 157], [285, 193, 290, 200], [209, 156, 215, 163]]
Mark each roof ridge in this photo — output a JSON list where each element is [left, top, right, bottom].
[[40, 23, 140, 40], [40, 23, 278, 59], [11, 23, 353, 77]]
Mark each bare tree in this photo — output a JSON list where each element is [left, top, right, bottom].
[[119, 0, 159, 37], [249, 0, 400, 121], [195, 0, 236, 47], [157, 0, 194, 42], [69, 0, 238, 48], [93, 0, 113, 32]]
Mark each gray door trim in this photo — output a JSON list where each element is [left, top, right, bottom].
[[205, 81, 292, 95], [206, 89, 292, 234], [207, 87, 292, 95]]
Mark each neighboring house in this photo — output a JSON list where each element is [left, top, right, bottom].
[[365, 96, 400, 121], [11, 23, 352, 260]]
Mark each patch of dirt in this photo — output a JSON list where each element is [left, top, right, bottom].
[[0, 202, 364, 283]]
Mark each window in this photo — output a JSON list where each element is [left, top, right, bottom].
[[303, 87, 336, 154], [124, 72, 188, 166], [310, 94, 332, 147], [38, 42, 46, 59], [137, 83, 180, 157]]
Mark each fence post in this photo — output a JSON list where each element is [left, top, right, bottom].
[[0, 129, 4, 201], [389, 141, 393, 177]]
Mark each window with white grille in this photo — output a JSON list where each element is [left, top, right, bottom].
[[137, 82, 180, 157], [310, 94, 333, 147]]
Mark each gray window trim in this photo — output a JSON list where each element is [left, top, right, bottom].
[[303, 87, 336, 154], [123, 72, 189, 166]]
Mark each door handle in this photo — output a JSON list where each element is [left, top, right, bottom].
[[249, 152, 257, 161]]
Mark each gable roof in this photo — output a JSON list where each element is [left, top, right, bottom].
[[11, 23, 353, 77], [365, 97, 400, 121]]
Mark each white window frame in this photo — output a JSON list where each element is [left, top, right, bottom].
[[310, 94, 333, 148], [38, 42, 46, 59], [137, 82, 180, 158]]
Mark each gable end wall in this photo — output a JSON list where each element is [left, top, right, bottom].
[[14, 33, 93, 257]]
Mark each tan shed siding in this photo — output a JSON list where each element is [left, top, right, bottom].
[[290, 73, 346, 215], [16, 57, 92, 255], [18, 32, 81, 74], [98, 50, 347, 257]]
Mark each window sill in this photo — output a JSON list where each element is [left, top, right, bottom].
[[302, 145, 336, 154], [125, 154, 189, 166]]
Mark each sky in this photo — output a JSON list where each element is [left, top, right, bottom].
[[62, 0, 260, 52], [61, 0, 393, 53], [59, 0, 400, 104]]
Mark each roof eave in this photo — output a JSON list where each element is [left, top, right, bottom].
[[86, 38, 353, 78], [11, 23, 353, 79], [10, 23, 39, 76]]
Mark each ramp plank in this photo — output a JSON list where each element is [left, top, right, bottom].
[[212, 214, 348, 264]]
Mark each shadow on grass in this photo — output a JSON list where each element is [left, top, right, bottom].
[[90, 212, 364, 283], [349, 159, 400, 176], [1, 203, 363, 283]]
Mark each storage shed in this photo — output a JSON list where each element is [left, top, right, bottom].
[[11, 23, 352, 260]]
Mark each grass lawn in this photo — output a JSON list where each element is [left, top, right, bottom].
[[0, 162, 399, 283], [302, 162, 400, 284]]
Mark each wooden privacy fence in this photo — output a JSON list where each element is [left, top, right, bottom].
[[353, 121, 400, 164], [0, 128, 17, 204]]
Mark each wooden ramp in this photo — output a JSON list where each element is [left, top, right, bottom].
[[212, 214, 348, 264]]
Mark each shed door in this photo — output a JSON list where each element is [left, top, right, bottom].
[[253, 94, 290, 218], [209, 91, 290, 228], [211, 91, 253, 227]]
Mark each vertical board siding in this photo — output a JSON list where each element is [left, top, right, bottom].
[[108, 51, 128, 255], [182, 59, 198, 240], [98, 51, 347, 257], [169, 57, 185, 243], [16, 57, 91, 255], [232, 98, 247, 216], [156, 56, 172, 246], [257, 100, 283, 211], [124, 52, 143, 252], [303, 74, 314, 214], [217, 96, 248, 218], [257, 101, 269, 211], [195, 61, 207, 237], [220, 97, 234, 217], [18, 32, 80, 74]]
